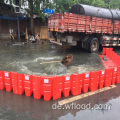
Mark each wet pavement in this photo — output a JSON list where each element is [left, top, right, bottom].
[[0, 41, 120, 120]]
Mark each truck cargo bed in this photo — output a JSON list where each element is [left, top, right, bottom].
[[48, 12, 120, 35]]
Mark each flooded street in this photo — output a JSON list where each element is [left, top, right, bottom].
[[0, 41, 120, 120], [0, 41, 104, 76]]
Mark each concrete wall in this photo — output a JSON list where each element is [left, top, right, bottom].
[[0, 18, 10, 39]]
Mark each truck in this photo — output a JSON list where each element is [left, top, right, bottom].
[[48, 4, 120, 53]]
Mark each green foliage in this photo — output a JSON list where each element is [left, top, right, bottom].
[[36, 0, 55, 20], [53, 0, 107, 13], [0, 0, 4, 3], [21, 0, 55, 20], [54, 0, 81, 12], [53, 0, 120, 12], [109, 0, 120, 9], [4, 0, 120, 19]]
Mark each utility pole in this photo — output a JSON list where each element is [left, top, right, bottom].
[[30, 0, 34, 35], [15, 0, 20, 42], [47, 14, 49, 41], [17, 17, 20, 42]]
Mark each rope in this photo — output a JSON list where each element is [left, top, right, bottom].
[[40, 61, 61, 64]]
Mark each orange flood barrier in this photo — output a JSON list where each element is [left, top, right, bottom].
[[0, 48, 120, 101]]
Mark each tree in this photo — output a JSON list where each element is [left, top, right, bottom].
[[21, 0, 55, 35], [29, 0, 34, 35], [54, 0, 81, 12], [53, 0, 106, 13], [91, 0, 106, 7], [109, 0, 120, 9]]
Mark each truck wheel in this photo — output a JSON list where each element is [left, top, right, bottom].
[[87, 38, 99, 53]]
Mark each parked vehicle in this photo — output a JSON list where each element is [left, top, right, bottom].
[[48, 4, 120, 52]]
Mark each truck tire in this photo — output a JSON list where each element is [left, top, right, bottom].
[[87, 37, 99, 53]]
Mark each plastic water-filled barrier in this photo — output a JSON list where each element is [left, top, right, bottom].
[[0, 48, 120, 101]]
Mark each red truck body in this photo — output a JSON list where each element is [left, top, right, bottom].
[[48, 12, 117, 34], [48, 4, 120, 52]]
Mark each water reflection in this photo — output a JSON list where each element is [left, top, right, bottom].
[[0, 84, 120, 120]]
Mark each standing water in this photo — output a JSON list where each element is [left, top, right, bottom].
[[0, 42, 104, 76]]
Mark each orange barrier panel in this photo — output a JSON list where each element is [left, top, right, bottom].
[[89, 71, 99, 92], [53, 76, 62, 100], [114, 55, 118, 66], [82, 73, 90, 93], [105, 48, 113, 56], [118, 57, 120, 66], [18, 74, 24, 95], [62, 75, 71, 97], [102, 48, 106, 55], [32, 75, 42, 99], [106, 49, 110, 58], [99, 70, 105, 89], [109, 51, 114, 60], [0, 71, 5, 90], [109, 50, 113, 60], [41, 76, 53, 101], [112, 67, 117, 85], [100, 48, 120, 85], [113, 53, 118, 63], [4, 71, 12, 92], [11, 72, 18, 94], [79, 74, 83, 93], [104, 69, 113, 87], [116, 66, 120, 83], [71, 74, 82, 96], [24, 74, 33, 97]]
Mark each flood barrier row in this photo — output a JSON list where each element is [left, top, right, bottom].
[[0, 48, 120, 101], [99, 48, 120, 68]]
